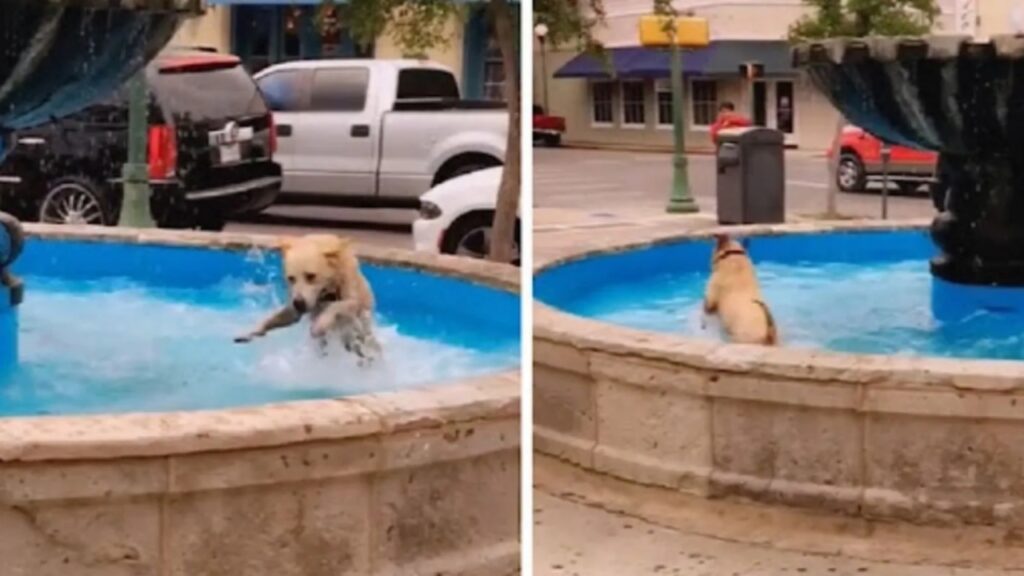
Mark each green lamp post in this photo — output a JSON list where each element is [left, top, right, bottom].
[[639, 14, 709, 214], [119, 69, 156, 228]]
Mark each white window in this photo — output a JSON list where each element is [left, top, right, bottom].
[[591, 81, 613, 125], [691, 79, 718, 128], [621, 81, 646, 127], [655, 79, 673, 127]]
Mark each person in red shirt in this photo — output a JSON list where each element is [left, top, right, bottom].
[[710, 101, 752, 145]]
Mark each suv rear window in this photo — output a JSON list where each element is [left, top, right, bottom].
[[397, 69, 459, 101], [150, 64, 267, 122]]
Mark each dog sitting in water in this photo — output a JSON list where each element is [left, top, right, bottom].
[[235, 234, 381, 364], [703, 233, 778, 346]]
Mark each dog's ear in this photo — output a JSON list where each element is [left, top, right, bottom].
[[279, 237, 295, 253], [322, 238, 353, 266]]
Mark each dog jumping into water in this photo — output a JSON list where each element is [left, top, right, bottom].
[[235, 234, 381, 364], [703, 233, 778, 346]]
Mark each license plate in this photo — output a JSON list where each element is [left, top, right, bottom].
[[220, 143, 241, 164]]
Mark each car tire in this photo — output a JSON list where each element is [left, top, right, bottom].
[[440, 211, 520, 265], [898, 182, 922, 195], [837, 153, 867, 192], [544, 134, 562, 147], [37, 176, 115, 226]]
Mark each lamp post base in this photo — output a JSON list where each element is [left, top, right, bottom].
[[666, 197, 700, 213], [119, 163, 155, 228]]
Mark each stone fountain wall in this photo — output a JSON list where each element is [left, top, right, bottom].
[[535, 220, 1024, 530]]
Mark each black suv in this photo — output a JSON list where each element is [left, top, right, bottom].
[[0, 50, 281, 230]]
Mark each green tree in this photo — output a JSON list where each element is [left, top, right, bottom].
[[789, 0, 939, 216], [322, 0, 520, 264], [534, 0, 605, 50]]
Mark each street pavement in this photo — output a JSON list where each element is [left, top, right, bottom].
[[534, 490, 1019, 576], [226, 204, 415, 250], [533, 146, 935, 227]]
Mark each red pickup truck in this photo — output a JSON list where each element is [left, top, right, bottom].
[[533, 105, 565, 147], [827, 125, 938, 194]]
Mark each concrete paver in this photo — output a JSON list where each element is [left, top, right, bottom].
[[535, 490, 1022, 576]]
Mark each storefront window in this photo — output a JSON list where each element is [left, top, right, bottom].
[[591, 82, 613, 125], [621, 81, 645, 126], [655, 80, 673, 126], [691, 80, 718, 127]]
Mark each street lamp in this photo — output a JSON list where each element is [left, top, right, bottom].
[[639, 14, 709, 214], [535, 23, 550, 112], [119, 69, 156, 228]]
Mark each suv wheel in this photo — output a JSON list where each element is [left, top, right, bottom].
[[837, 153, 867, 192], [441, 211, 520, 265], [38, 177, 113, 226]]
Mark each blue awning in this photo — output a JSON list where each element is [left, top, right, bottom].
[[554, 40, 793, 79]]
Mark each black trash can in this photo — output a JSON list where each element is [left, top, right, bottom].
[[716, 127, 785, 224]]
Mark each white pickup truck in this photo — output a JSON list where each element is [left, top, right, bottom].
[[253, 59, 507, 207]]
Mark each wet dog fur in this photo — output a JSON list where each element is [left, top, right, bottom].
[[235, 234, 381, 363], [703, 233, 778, 346]]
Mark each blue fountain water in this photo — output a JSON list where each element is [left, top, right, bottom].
[[0, 238, 519, 417], [535, 229, 1024, 361]]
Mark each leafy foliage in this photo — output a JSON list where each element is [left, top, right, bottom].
[[534, 0, 606, 50], [789, 0, 940, 40]]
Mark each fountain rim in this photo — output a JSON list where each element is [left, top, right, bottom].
[[534, 217, 1024, 393], [0, 224, 519, 463], [791, 34, 1024, 67]]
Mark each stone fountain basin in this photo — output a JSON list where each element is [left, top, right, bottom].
[[534, 219, 1024, 529], [0, 225, 519, 576]]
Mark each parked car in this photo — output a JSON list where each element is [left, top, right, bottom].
[[0, 50, 282, 230], [254, 60, 507, 208], [413, 166, 520, 265], [533, 105, 565, 146], [827, 125, 938, 194]]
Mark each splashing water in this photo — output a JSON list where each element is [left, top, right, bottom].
[[567, 259, 1024, 361], [0, 274, 517, 417]]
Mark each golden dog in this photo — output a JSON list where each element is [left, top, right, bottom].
[[703, 233, 778, 346], [235, 234, 381, 363]]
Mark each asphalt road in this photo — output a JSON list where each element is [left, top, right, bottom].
[[533, 146, 936, 221], [226, 204, 416, 249]]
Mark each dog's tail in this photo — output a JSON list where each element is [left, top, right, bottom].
[[753, 300, 778, 346]]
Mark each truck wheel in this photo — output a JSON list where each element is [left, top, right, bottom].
[[837, 153, 867, 192], [448, 163, 490, 180], [38, 176, 114, 226]]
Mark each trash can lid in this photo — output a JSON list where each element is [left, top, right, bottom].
[[717, 126, 785, 144]]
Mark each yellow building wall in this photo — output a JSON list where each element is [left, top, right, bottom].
[[170, 6, 232, 53], [374, 15, 465, 87]]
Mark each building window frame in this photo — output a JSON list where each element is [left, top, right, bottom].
[[482, 35, 506, 101], [620, 80, 646, 129], [690, 78, 718, 131], [590, 80, 614, 127], [654, 79, 674, 130]]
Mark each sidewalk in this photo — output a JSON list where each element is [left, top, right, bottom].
[[534, 458, 1024, 576], [535, 491, 1011, 576]]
